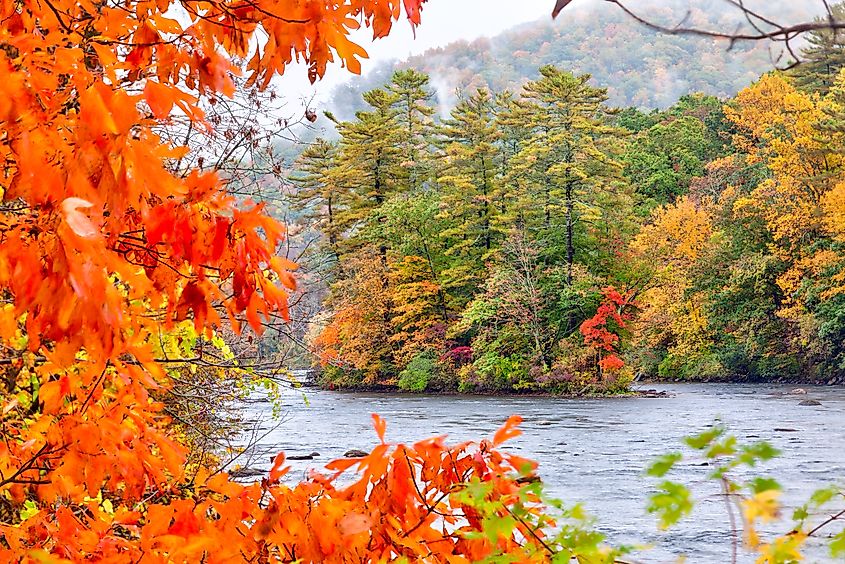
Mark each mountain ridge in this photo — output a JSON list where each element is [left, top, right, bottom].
[[326, 2, 817, 120]]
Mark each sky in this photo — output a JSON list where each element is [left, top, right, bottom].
[[273, 1, 555, 111]]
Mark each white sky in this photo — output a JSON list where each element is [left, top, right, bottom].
[[274, 1, 555, 110]]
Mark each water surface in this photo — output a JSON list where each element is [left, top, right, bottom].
[[237, 383, 845, 562]]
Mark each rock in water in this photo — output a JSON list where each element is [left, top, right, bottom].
[[287, 452, 321, 460], [344, 449, 370, 458], [230, 467, 264, 478], [799, 399, 822, 406]]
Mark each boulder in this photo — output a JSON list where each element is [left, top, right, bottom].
[[344, 449, 370, 458], [230, 467, 264, 478], [287, 452, 321, 460], [799, 399, 822, 406]]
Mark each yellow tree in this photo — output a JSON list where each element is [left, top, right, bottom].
[[726, 73, 845, 315], [631, 196, 714, 376]]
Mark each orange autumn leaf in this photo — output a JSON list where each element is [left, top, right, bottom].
[[372, 412, 387, 444], [338, 512, 372, 536], [493, 415, 523, 446], [269, 452, 288, 483]]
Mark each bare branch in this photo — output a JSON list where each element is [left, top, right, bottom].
[[554, 0, 841, 69]]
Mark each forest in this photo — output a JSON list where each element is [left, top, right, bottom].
[[292, 20, 845, 393]]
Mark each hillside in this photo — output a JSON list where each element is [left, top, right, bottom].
[[327, 1, 813, 119]]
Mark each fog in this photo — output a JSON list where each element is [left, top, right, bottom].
[[273, 0, 826, 108]]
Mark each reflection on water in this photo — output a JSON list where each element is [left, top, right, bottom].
[[238, 383, 845, 562]]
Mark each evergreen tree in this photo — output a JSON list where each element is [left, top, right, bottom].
[[493, 90, 531, 219], [505, 66, 624, 285], [436, 89, 503, 300], [290, 138, 346, 259], [387, 69, 436, 191], [792, 3, 845, 95], [330, 88, 402, 253]]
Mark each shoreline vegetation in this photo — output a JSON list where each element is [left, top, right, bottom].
[[310, 378, 673, 398], [306, 374, 844, 395]]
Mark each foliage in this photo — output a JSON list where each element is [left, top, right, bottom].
[[5, 0, 845, 560], [397, 351, 438, 392], [791, 2, 845, 95], [310, 66, 638, 393], [308, 57, 845, 388], [579, 286, 637, 376]]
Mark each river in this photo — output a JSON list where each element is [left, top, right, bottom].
[[236, 382, 845, 562]]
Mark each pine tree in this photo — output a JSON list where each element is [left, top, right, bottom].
[[290, 139, 346, 259], [493, 90, 532, 222], [329, 88, 402, 251], [792, 3, 845, 95], [387, 69, 436, 191], [505, 66, 623, 285], [436, 89, 503, 300]]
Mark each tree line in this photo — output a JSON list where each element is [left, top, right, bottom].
[[292, 27, 845, 392]]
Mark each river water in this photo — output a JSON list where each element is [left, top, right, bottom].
[[237, 383, 845, 562]]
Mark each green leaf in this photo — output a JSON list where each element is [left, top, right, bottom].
[[792, 505, 809, 521], [831, 530, 845, 558], [647, 481, 694, 529], [749, 477, 781, 494], [737, 441, 780, 466], [810, 486, 839, 507], [684, 425, 724, 450], [20, 499, 39, 521], [705, 435, 737, 459], [646, 452, 682, 477]]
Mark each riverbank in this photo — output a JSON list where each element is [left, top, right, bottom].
[[311, 381, 672, 399], [299, 366, 845, 396]]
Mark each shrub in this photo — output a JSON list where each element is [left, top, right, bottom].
[[398, 351, 438, 392], [473, 351, 528, 391]]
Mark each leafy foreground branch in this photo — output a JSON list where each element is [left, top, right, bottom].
[[0, 414, 622, 562], [5, 412, 843, 563], [646, 425, 845, 563]]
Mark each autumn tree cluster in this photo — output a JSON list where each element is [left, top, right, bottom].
[[297, 19, 845, 391], [297, 66, 644, 393]]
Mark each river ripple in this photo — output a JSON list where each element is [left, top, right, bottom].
[[237, 383, 845, 563]]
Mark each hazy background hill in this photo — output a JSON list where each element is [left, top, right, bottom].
[[325, 1, 817, 120]]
